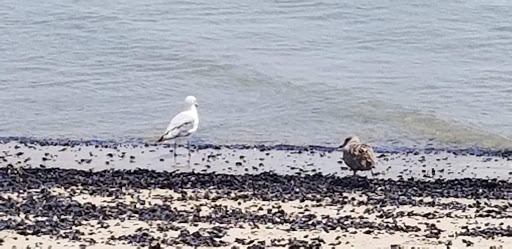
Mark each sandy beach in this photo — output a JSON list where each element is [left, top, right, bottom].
[[4, 0, 512, 248], [0, 139, 511, 248]]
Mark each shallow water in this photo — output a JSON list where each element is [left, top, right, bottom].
[[1, 0, 512, 148]]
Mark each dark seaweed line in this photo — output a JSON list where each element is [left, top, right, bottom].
[[1, 136, 512, 157], [1, 168, 511, 201]]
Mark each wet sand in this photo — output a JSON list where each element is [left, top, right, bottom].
[[1, 140, 511, 179], [0, 140, 511, 248]]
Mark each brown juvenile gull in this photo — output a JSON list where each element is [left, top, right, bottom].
[[157, 96, 199, 162], [338, 136, 377, 176]]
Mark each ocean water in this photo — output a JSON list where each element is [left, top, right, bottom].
[[1, 0, 511, 148]]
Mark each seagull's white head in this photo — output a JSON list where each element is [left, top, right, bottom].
[[338, 135, 360, 150], [184, 96, 198, 109]]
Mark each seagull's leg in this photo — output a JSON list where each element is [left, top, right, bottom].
[[187, 140, 191, 165], [173, 141, 177, 163], [188, 140, 191, 156]]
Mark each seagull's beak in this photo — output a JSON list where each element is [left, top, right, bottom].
[[195, 102, 199, 107]]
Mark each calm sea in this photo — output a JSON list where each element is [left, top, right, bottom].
[[1, 0, 511, 148]]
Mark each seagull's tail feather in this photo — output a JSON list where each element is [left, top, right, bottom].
[[157, 135, 165, 142]]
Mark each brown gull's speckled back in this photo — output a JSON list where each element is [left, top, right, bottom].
[[339, 136, 377, 175]]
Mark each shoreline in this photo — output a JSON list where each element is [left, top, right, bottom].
[[0, 140, 511, 248], [1, 136, 512, 157], [0, 140, 511, 180]]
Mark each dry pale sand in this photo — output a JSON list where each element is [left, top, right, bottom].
[[0, 187, 510, 249]]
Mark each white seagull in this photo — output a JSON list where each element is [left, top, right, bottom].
[[157, 96, 199, 162]]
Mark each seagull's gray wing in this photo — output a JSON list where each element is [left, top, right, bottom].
[[157, 111, 195, 142]]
